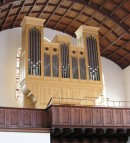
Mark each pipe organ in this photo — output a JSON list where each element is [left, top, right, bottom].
[[20, 17, 103, 109]]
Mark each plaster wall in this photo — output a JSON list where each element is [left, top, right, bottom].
[[123, 66, 130, 101]]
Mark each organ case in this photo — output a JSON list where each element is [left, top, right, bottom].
[[20, 16, 103, 109]]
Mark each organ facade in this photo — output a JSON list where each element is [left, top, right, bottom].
[[20, 16, 103, 109]]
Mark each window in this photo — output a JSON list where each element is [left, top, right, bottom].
[[16, 48, 21, 100]]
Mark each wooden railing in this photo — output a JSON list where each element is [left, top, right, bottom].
[[0, 107, 47, 128], [0, 105, 130, 129], [47, 105, 130, 128]]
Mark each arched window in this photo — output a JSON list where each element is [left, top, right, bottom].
[[16, 47, 21, 100]]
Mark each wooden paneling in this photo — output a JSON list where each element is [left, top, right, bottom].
[[103, 109, 113, 126], [52, 107, 59, 125], [71, 107, 82, 125], [35, 110, 46, 127], [0, 107, 46, 128], [1, 106, 130, 129], [123, 110, 130, 126], [21, 110, 32, 127], [8, 109, 20, 127], [113, 109, 123, 126], [0, 109, 6, 127], [59, 107, 70, 125], [92, 108, 103, 126], [49, 106, 130, 128], [82, 108, 92, 125]]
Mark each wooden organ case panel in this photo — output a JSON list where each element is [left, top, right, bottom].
[[20, 17, 103, 109]]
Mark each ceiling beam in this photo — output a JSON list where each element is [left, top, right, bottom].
[[37, 0, 50, 18], [0, 0, 18, 7], [45, 0, 63, 26], [11, 0, 25, 28], [101, 33, 126, 54], [100, 13, 130, 42], [107, 40, 130, 58], [116, 53, 130, 63], [110, 0, 128, 16], [1, 3, 13, 30], [27, 0, 37, 16], [84, 11, 96, 25], [68, 0, 130, 34], [53, 2, 74, 29], [111, 0, 129, 14], [63, 6, 86, 32]]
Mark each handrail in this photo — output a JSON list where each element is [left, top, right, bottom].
[[47, 95, 130, 108], [46, 97, 97, 107], [96, 95, 130, 107]]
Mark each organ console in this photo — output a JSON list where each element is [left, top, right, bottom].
[[20, 16, 103, 109]]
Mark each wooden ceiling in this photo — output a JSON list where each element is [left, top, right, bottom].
[[0, 0, 130, 69]]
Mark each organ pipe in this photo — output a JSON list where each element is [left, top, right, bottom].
[[79, 57, 86, 80], [86, 36, 100, 81], [44, 53, 51, 76], [60, 43, 70, 78], [28, 27, 41, 76], [72, 57, 78, 79], [52, 54, 59, 77]]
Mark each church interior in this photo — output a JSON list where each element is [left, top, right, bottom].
[[0, 0, 130, 143]]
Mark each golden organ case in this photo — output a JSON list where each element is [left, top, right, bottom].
[[20, 16, 103, 109]]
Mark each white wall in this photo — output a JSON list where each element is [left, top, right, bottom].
[[101, 57, 126, 101], [0, 132, 50, 143], [0, 27, 127, 107], [123, 66, 130, 101], [0, 28, 22, 107]]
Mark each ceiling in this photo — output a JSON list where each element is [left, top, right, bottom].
[[0, 0, 130, 69]]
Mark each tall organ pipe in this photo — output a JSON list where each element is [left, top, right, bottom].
[[86, 36, 100, 81], [39, 30, 41, 75], [28, 27, 41, 76], [93, 38, 97, 80], [87, 37, 92, 80], [35, 30, 38, 75], [28, 29, 31, 74], [94, 39, 100, 80], [90, 36, 95, 80]]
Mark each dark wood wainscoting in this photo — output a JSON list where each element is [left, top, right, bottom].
[[47, 105, 130, 143], [0, 107, 47, 128], [0, 105, 130, 142]]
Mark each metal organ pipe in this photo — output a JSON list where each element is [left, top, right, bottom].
[[91, 36, 95, 80], [28, 29, 31, 75], [38, 30, 41, 75], [30, 28, 33, 75], [87, 37, 92, 80], [94, 39, 100, 80], [28, 27, 41, 76], [86, 36, 100, 81], [60, 43, 70, 78]]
